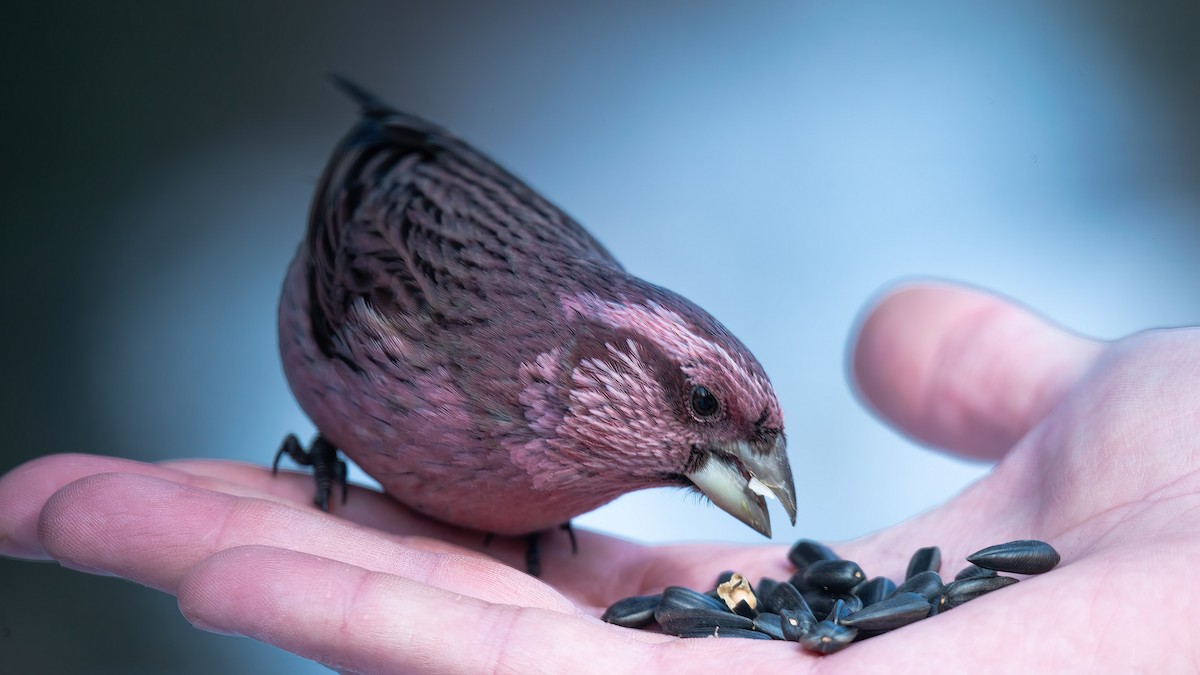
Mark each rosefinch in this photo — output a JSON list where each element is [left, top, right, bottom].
[[276, 78, 796, 569]]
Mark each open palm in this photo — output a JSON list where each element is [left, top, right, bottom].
[[3, 282, 1197, 673]]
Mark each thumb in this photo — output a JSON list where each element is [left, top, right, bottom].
[[850, 282, 1104, 460]]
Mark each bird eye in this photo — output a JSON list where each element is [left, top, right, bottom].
[[690, 385, 720, 418]]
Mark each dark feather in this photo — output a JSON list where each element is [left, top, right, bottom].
[[306, 77, 621, 359]]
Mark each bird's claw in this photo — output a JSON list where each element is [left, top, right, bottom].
[[273, 433, 347, 511]]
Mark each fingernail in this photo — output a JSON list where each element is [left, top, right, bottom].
[[58, 559, 116, 577], [184, 615, 244, 638]]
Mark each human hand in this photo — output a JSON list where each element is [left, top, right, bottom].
[[3, 282, 1197, 672]]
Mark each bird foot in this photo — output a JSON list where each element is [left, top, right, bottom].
[[482, 522, 578, 576], [273, 433, 348, 511]]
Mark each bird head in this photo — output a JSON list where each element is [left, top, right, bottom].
[[547, 288, 798, 537]]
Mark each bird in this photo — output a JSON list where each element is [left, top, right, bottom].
[[276, 77, 797, 571]]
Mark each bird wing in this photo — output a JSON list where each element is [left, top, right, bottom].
[[306, 78, 622, 358]]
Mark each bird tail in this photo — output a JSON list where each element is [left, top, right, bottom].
[[327, 74, 399, 119]]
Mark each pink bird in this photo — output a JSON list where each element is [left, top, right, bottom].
[[276, 78, 796, 571]]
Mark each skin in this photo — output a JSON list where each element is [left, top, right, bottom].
[[3, 282, 1200, 672]]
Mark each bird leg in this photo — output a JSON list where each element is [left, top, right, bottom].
[[482, 521, 580, 571], [523, 521, 579, 577], [560, 521, 578, 554], [273, 433, 347, 512]]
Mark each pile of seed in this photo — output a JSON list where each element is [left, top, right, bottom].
[[601, 538, 1060, 654]]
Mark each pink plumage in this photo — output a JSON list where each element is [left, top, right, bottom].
[[277, 78, 797, 543]]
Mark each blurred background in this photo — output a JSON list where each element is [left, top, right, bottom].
[[3, 1, 1198, 671]]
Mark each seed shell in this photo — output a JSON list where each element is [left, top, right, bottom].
[[779, 608, 818, 641], [756, 577, 780, 603], [788, 539, 840, 569], [967, 540, 1061, 575], [905, 546, 942, 579], [716, 573, 759, 617], [657, 608, 755, 635], [801, 560, 866, 593], [892, 570, 944, 602], [954, 564, 998, 581], [941, 575, 1018, 609], [799, 620, 858, 654], [764, 581, 810, 615], [656, 586, 727, 615], [751, 612, 787, 640], [825, 598, 853, 624], [675, 627, 774, 640], [841, 591, 931, 631], [804, 590, 863, 618], [853, 576, 897, 607], [601, 594, 661, 628]]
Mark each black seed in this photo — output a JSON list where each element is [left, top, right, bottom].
[[788, 539, 840, 570], [752, 612, 787, 640], [725, 599, 756, 618], [905, 546, 942, 580], [941, 575, 1018, 609], [765, 581, 810, 615], [853, 576, 897, 607], [675, 626, 774, 639], [788, 569, 807, 589], [799, 620, 858, 654], [657, 608, 755, 636], [601, 594, 661, 628], [841, 591, 931, 631], [954, 564, 998, 581], [801, 560, 866, 593], [825, 598, 853, 624], [804, 591, 862, 618], [892, 570, 944, 602], [657, 586, 727, 616], [756, 577, 780, 603], [967, 540, 1061, 575], [779, 608, 818, 641]]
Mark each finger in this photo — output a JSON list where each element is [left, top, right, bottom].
[[163, 460, 651, 600], [851, 283, 1104, 460], [161, 458, 471, 541], [0, 454, 234, 559], [178, 545, 808, 674], [0, 454, 392, 559], [37, 472, 575, 612]]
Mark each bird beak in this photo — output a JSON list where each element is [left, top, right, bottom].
[[685, 434, 797, 538]]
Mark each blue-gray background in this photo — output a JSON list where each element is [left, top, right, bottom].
[[3, 2, 1198, 672]]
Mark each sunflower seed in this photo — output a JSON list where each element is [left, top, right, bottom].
[[906, 546, 942, 579], [804, 590, 863, 618], [800, 560, 866, 593], [967, 540, 1060, 575], [954, 564, 998, 581], [600, 594, 661, 628], [825, 598, 853, 624], [764, 581, 810, 615], [675, 626, 774, 639], [656, 586, 727, 615], [799, 620, 858, 654], [892, 570, 944, 602], [940, 575, 1019, 609], [852, 576, 897, 607], [841, 591, 931, 630], [752, 612, 787, 640], [657, 608, 755, 635], [788, 539, 840, 570], [756, 577, 780, 603], [779, 607, 818, 641]]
